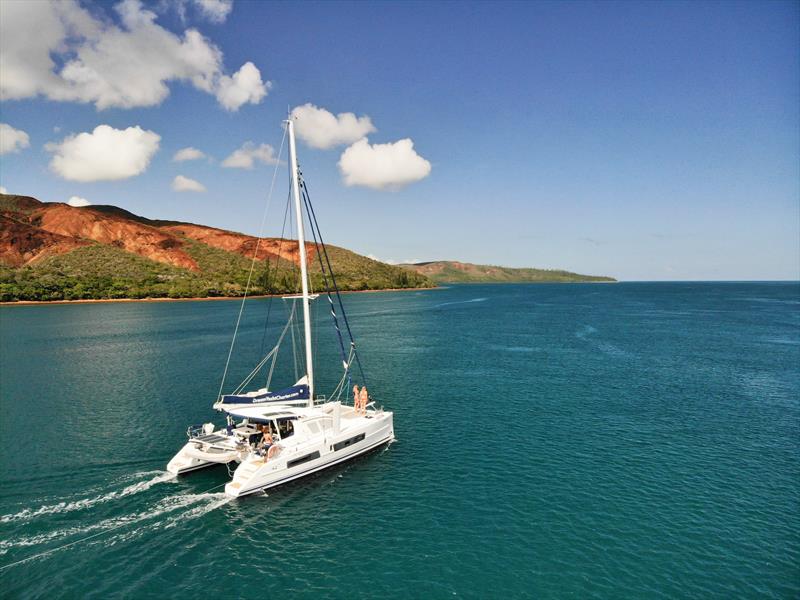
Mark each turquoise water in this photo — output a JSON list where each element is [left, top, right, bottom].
[[1, 283, 798, 598]]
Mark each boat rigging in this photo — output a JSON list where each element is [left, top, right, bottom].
[[167, 118, 395, 497]]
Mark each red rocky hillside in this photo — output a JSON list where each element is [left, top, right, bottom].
[[0, 195, 312, 269]]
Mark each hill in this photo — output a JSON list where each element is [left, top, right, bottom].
[[0, 194, 433, 302], [400, 261, 615, 283]]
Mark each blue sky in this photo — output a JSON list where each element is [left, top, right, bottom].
[[0, 0, 797, 281]]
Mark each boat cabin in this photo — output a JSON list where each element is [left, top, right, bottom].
[[226, 405, 336, 444], [232, 410, 297, 443]]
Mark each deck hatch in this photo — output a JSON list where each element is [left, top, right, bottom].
[[196, 434, 227, 443]]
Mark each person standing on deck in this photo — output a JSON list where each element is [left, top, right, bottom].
[[258, 425, 273, 454]]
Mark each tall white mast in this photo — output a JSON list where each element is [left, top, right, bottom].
[[286, 119, 314, 405]]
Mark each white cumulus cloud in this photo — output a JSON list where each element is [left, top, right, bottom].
[[222, 142, 279, 169], [338, 138, 431, 190], [0, 123, 30, 155], [291, 103, 376, 150], [173, 146, 207, 161], [216, 62, 270, 112], [0, 186, 8, 194], [67, 195, 91, 207], [46, 124, 161, 182], [0, 0, 268, 111], [172, 174, 206, 192], [191, 0, 233, 24]]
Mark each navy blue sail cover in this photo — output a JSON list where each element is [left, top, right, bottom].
[[221, 384, 309, 405]]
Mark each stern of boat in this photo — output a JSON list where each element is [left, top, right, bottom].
[[167, 434, 242, 475], [225, 455, 275, 497]]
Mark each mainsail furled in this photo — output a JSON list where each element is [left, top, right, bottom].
[[219, 383, 310, 406]]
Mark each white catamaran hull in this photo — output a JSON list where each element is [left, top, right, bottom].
[[167, 439, 240, 475], [225, 410, 393, 498], [167, 424, 260, 474]]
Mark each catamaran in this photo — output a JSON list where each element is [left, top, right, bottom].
[[167, 118, 394, 497]]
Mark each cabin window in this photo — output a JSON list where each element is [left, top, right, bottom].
[[307, 422, 320, 434], [276, 418, 294, 439], [332, 433, 365, 452], [287, 451, 320, 469]]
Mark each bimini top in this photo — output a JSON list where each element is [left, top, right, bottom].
[[225, 405, 315, 423], [219, 383, 309, 406]]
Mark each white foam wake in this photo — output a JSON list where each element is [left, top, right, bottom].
[[435, 297, 488, 308], [159, 494, 230, 530], [0, 471, 177, 524], [0, 492, 226, 555]]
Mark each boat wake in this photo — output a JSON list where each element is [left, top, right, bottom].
[[435, 297, 488, 308], [742, 296, 800, 305], [0, 471, 177, 524], [488, 344, 539, 353], [0, 487, 230, 562], [575, 324, 631, 358]]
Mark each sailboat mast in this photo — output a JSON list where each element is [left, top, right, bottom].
[[286, 119, 314, 405]]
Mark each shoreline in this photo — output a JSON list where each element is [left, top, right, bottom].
[[0, 286, 440, 307]]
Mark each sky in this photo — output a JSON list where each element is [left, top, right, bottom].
[[0, 0, 797, 281]]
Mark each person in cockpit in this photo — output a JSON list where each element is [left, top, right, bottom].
[[257, 425, 273, 454]]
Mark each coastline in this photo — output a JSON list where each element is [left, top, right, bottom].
[[0, 281, 630, 307], [424, 279, 617, 284], [0, 286, 440, 307]]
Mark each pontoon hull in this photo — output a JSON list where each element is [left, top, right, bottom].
[[225, 411, 393, 497], [167, 439, 240, 475]]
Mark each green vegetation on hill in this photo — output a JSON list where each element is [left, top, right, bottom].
[[0, 193, 612, 302], [0, 192, 434, 302], [0, 241, 433, 302], [401, 261, 616, 283], [315, 246, 426, 291], [0, 194, 40, 215], [0, 245, 201, 301]]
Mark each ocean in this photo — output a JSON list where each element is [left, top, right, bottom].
[[0, 282, 798, 598]]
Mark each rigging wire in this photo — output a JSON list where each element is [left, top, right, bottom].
[[289, 302, 299, 381], [217, 125, 287, 402], [266, 302, 296, 392], [258, 185, 293, 359], [286, 194, 305, 378], [329, 345, 356, 401], [300, 176, 368, 388], [286, 179, 302, 383], [304, 204, 322, 396], [300, 178, 349, 374], [229, 302, 296, 395]]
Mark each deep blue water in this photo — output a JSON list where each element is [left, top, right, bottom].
[[0, 283, 798, 598]]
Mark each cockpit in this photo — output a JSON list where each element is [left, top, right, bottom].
[[230, 415, 296, 445]]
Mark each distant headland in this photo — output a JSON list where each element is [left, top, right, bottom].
[[400, 261, 616, 284], [0, 194, 614, 303]]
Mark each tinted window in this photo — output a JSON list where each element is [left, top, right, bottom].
[[287, 451, 320, 469], [333, 433, 365, 451]]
